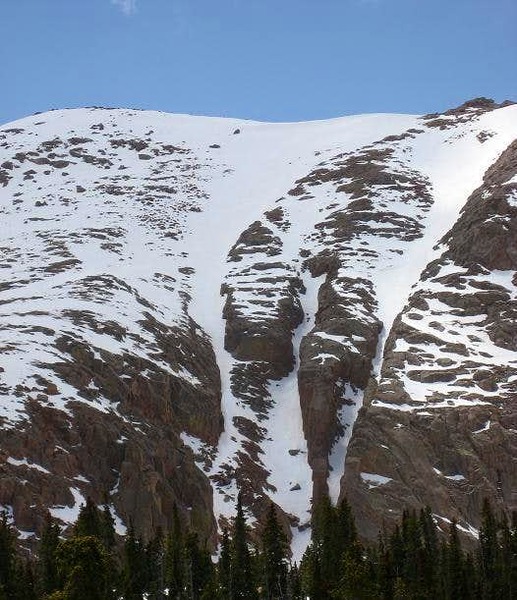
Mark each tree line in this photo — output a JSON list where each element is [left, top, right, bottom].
[[0, 494, 515, 599]]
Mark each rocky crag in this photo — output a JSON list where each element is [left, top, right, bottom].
[[0, 98, 515, 555]]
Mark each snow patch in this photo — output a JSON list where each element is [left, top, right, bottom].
[[360, 472, 393, 488]]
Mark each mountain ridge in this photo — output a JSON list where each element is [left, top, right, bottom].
[[0, 98, 515, 557]]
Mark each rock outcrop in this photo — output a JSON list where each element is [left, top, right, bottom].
[[0, 100, 516, 555], [341, 135, 517, 542]]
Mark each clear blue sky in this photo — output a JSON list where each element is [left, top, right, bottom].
[[1, 0, 515, 125]]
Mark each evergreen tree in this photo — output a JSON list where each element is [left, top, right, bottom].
[[19, 559, 38, 600], [230, 493, 257, 600], [184, 531, 213, 599], [218, 528, 232, 599], [418, 507, 439, 598], [164, 504, 185, 599], [336, 497, 358, 550], [478, 499, 502, 599], [100, 503, 116, 550], [74, 497, 102, 540], [400, 510, 419, 593], [8, 485, 517, 600], [389, 524, 405, 582], [145, 528, 165, 600], [121, 522, 147, 600], [487, 509, 517, 600], [393, 577, 412, 600], [260, 503, 288, 599], [506, 512, 517, 599], [300, 545, 327, 600], [334, 545, 380, 600], [462, 553, 477, 600], [312, 496, 339, 589], [287, 563, 302, 600], [55, 535, 112, 600], [38, 512, 62, 596], [444, 520, 469, 600], [374, 533, 394, 600], [46, 592, 67, 600], [0, 511, 19, 599]]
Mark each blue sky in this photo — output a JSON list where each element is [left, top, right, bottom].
[[1, 0, 515, 124]]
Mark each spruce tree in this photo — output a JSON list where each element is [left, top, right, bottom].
[[301, 546, 327, 600], [230, 492, 257, 600], [478, 499, 501, 599], [334, 546, 380, 600], [184, 531, 214, 599], [0, 511, 19, 599], [400, 509, 427, 598], [100, 504, 116, 550], [218, 528, 232, 599], [164, 504, 185, 598], [145, 528, 165, 599], [121, 522, 147, 600], [445, 520, 469, 600], [18, 559, 38, 600], [74, 497, 102, 540], [55, 535, 112, 600], [507, 512, 517, 600], [261, 503, 288, 599], [38, 512, 61, 596], [418, 507, 439, 598], [287, 562, 302, 600], [312, 496, 338, 587]]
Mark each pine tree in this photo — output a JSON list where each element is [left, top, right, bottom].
[[121, 522, 147, 600], [334, 546, 380, 600], [18, 559, 38, 600], [38, 512, 61, 596], [184, 531, 214, 599], [336, 497, 358, 550], [444, 520, 469, 600], [55, 535, 112, 600], [218, 528, 232, 599], [300, 545, 327, 600], [507, 512, 517, 600], [374, 533, 394, 600], [100, 504, 116, 550], [287, 563, 302, 600], [164, 504, 185, 598], [74, 497, 102, 540], [312, 496, 338, 588], [399, 509, 429, 598], [418, 506, 439, 598], [0, 511, 19, 599], [393, 577, 412, 600], [494, 510, 517, 600], [389, 523, 405, 582], [478, 499, 502, 599], [145, 528, 165, 600], [261, 503, 288, 599], [230, 493, 257, 600]]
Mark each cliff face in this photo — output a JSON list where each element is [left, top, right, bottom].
[[0, 99, 516, 554], [341, 136, 517, 541]]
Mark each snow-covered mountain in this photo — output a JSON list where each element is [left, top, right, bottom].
[[0, 98, 516, 556]]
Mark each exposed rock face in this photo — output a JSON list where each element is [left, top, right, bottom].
[[341, 135, 517, 542], [289, 131, 434, 502], [0, 112, 223, 546], [224, 219, 304, 380], [0, 101, 516, 555]]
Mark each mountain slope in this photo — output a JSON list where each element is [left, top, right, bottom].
[[0, 99, 515, 555]]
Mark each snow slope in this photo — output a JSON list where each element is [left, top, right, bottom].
[[0, 101, 516, 556]]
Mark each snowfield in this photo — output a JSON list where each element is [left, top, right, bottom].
[[0, 101, 516, 557]]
